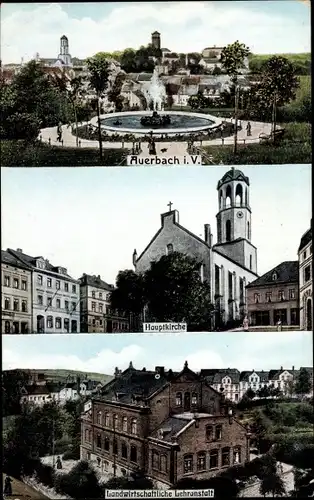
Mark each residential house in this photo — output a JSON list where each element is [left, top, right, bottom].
[[298, 225, 312, 330]]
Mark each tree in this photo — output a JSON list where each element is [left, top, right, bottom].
[[220, 41, 250, 153], [2, 369, 29, 416], [257, 385, 271, 399], [110, 270, 146, 331], [107, 72, 126, 112], [295, 368, 312, 397], [293, 467, 314, 497], [144, 252, 214, 329], [55, 460, 102, 499], [86, 54, 112, 161], [259, 472, 286, 497]]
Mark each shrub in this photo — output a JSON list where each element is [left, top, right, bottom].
[[62, 448, 80, 461], [34, 462, 55, 487], [55, 460, 102, 499]]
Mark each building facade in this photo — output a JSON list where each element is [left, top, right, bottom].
[[133, 168, 258, 329], [79, 274, 129, 333], [80, 362, 250, 488], [1, 250, 33, 334], [298, 226, 312, 331], [246, 261, 299, 328], [6, 249, 80, 333]]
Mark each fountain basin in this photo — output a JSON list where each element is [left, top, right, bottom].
[[90, 111, 223, 136]]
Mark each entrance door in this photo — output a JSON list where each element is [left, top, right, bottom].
[[37, 315, 45, 333], [306, 298, 312, 331], [184, 392, 191, 411]]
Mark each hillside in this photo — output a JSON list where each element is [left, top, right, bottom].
[[249, 53, 311, 75], [6, 367, 113, 384]]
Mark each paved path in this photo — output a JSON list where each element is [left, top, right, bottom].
[[239, 461, 294, 497], [39, 120, 272, 152], [2, 473, 50, 499]]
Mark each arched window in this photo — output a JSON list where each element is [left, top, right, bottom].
[[226, 220, 231, 242], [215, 425, 222, 440], [191, 392, 198, 406], [219, 190, 223, 209], [176, 392, 182, 407], [226, 185, 232, 207], [96, 433, 101, 448], [222, 447, 230, 466], [184, 392, 191, 410], [121, 442, 128, 459], [166, 243, 173, 255], [97, 411, 102, 425], [247, 221, 251, 240], [233, 446, 241, 464], [160, 454, 167, 473], [206, 425, 213, 441], [85, 429, 89, 441], [130, 445, 137, 463], [197, 452, 206, 471], [5, 320, 10, 333], [152, 450, 160, 470], [235, 184, 243, 206], [105, 413, 110, 426], [104, 436, 110, 451], [209, 449, 218, 469], [122, 416, 128, 432], [184, 454, 193, 474], [113, 414, 119, 430], [245, 187, 248, 205], [131, 418, 137, 435]]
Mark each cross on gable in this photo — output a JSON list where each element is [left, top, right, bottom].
[[167, 201, 173, 211]]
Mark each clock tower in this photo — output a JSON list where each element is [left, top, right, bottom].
[[214, 168, 257, 273]]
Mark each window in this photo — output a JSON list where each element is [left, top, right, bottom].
[[122, 416, 128, 432], [21, 300, 27, 312], [209, 450, 218, 469], [166, 243, 173, 255], [96, 434, 101, 448], [21, 280, 27, 290], [215, 425, 222, 440], [249, 255, 252, 270], [206, 425, 213, 441], [303, 251, 307, 260], [266, 292, 272, 303], [105, 413, 110, 426], [56, 280, 60, 290], [65, 300, 69, 310], [72, 284, 76, 293], [191, 392, 198, 406], [104, 436, 110, 451], [13, 278, 19, 289], [4, 276, 10, 287], [291, 308, 299, 326], [176, 392, 182, 407], [222, 447, 230, 466], [114, 414, 119, 430], [92, 302, 96, 312], [99, 292, 102, 299], [38, 275, 43, 285], [13, 299, 19, 311], [4, 297, 10, 310], [56, 299, 61, 308], [99, 303, 103, 313], [226, 220, 231, 242], [64, 318, 69, 332], [47, 297, 52, 307], [47, 316, 53, 328], [113, 439, 118, 455], [65, 282, 69, 292], [152, 451, 160, 470], [96, 411, 102, 424], [47, 278, 52, 288], [84, 429, 89, 442], [278, 290, 285, 301], [71, 320, 77, 333], [131, 418, 137, 435], [130, 445, 137, 463], [160, 455, 167, 473], [197, 452, 206, 471], [184, 454, 193, 474], [289, 289, 296, 300], [71, 302, 76, 311], [5, 321, 10, 333], [304, 265, 311, 283], [233, 447, 241, 464], [254, 293, 260, 304], [92, 291, 96, 298], [272, 272, 278, 281], [38, 295, 43, 305], [121, 442, 128, 459]]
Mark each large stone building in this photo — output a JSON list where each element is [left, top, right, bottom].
[[79, 274, 129, 333], [298, 225, 312, 331], [80, 362, 250, 488], [246, 261, 299, 328], [6, 248, 80, 333], [1, 250, 33, 333], [133, 168, 259, 329]]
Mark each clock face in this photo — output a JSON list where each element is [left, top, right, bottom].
[[237, 211, 244, 219]]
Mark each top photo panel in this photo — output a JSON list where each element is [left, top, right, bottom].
[[1, 1, 311, 167]]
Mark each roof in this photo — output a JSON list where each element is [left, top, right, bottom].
[[217, 168, 250, 190], [61, 35, 68, 40], [298, 227, 312, 252], [138, 73, 153, 81], [22, 385, 51, 396], [1, 250, 32, 271], [246, 261, 298, 288], [201, 368, 240, 384], [152, 31, 160, 36], [6, 248, 78, 281], [239, 370, 270, 382], [151, 416, 191, 442], [79, 274, 114, 291]]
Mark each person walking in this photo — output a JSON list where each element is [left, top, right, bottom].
[[246, 121, 252, 137], [56, 455, 63, 469], [4, 476, 13, 496], [277, 319, 282, 331], [243, 316, 249, 331]]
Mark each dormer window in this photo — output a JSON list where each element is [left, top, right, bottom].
[[166, 244, 173, 255], [272, 272, 278, 281], [36, 259, 45, 269]]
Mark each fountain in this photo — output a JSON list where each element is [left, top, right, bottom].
[[142, 67, 167, 112]]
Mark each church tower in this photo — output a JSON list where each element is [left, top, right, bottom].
[[214, 168, 257, 273], [58, 35, 72, 66]]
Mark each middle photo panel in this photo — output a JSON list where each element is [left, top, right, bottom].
[[1, 163, 311, 334]]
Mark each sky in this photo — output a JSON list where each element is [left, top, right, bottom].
[[2, 331, 312, 374], [1, 1, 311, 64], [1, 164, 311, 284]]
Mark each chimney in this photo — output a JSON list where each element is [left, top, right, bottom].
[[16, 248, 23, 253], [292, 366, 294, 371], [155, 366, 165, 375], [97, 275, 101, 280], [133, 249, 137, 267], [204, 224, 212, 247]]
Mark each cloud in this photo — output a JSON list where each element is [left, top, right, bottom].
[[1, 2, 310, 64]]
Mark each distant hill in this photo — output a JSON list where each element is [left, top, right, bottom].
[[4, 368, 113, 385], [249, 53, 311, 75]]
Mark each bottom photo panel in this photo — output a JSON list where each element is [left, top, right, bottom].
[[2, 331, 313, 500]]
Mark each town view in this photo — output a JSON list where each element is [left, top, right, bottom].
[[2, 332, 313, 498], [1, 1, 311, 166]]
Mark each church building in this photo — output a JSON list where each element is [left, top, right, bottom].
[[132, 168, 259, 329]]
